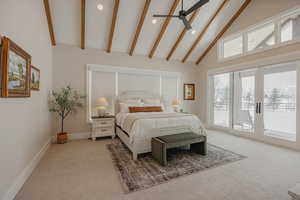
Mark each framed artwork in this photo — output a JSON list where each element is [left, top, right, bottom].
[[31, 65, 40, 91], [184, 83, 195, 100], [0, 37, 31, 97]]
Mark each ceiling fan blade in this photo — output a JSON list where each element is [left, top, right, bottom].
[[184, 0, 209, 16], [181, 17, 192, 30], [153, 14, 179, 18]]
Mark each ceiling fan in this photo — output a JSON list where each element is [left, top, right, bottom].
[[153, 0, 209, 30]]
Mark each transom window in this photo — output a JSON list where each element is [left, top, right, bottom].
[[223, 35, 243, 58], [219, 7, 300, 61]]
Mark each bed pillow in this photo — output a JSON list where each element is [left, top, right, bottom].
[[143, 98, 161, 105], [120, 98, 142, 104], [119, 103, 142, 113], [129, 106, 163, 113]]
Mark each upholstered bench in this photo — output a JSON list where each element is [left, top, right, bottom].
[[151, 132, 207, 166], [289, 183, 300, 200]]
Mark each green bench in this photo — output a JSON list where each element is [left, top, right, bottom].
[[151, 132, 207, 166]]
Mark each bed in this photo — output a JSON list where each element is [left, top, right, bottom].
[[115, 91, 206, 160]]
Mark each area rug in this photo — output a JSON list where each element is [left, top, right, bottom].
[[107, 139, 246, 193]]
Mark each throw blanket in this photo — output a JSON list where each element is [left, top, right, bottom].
[[123, 113, 194, 133]]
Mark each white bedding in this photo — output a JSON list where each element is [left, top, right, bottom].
[[116, 112, 206, 144]]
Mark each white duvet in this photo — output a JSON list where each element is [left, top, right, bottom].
[[116, 112, 206, 144]]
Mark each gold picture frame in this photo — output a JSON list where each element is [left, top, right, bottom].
[[0, 37, 31, 97], [31, 65, 40, 91], [184, 83, 195, 100]]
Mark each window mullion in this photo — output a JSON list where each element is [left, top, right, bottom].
[[275, 19, 280, 44], [243, 32, 248, 55]]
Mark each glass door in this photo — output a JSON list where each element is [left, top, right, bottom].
[[209, 62, 298, 143], [233, 69, 256, 133], [211, 73, 232, 128], [261, 65, 297, 141]]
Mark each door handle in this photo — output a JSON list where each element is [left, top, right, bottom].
[[258, 102, 262, 114], [256, 103, 259, 114]]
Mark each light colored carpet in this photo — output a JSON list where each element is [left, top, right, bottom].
[[15, 131, 300, 200]]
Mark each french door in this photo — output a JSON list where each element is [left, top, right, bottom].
[[210, 62, 298, 142], [260, 64, 297, 141]]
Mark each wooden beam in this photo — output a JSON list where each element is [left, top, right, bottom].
[[166, 8, 200, 61], [148, 0, 180, 58], [81, 0, 86, 49], [107, 0, 120, 53], [43, 0, 56, 46], [129, 0, 152, 56], [196, 0, 252, 64], [182, 0, 228, 63]]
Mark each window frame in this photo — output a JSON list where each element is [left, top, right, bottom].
[[220, 34, 244, 59], [218, 6, 300, 62]]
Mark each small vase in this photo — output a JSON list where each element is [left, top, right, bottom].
[[57, 132, 68, 144]]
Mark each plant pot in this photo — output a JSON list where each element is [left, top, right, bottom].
[[57, 132, 68, 144]]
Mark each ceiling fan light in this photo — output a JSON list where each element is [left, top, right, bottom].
[[97, 3, 104, 11], [191, 30, 196, 35], [152, 19, 157, 24]]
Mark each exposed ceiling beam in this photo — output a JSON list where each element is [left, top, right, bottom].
[[129, 0, 152, 56], [107, 0, 120, 53], [166, 8, 200, 61], [148, 0, 180, 58], [196, 0, 252, 64], [43, 0, 56, 46], [182, 0, 228, 63], [81, 0, 86, 49]]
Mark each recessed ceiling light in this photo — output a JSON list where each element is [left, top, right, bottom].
[[191, 30, 196, 35], [152, 19, 157, 24], [97, 3, 103, 11]]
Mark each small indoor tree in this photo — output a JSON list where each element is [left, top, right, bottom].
[[49, 86, 85, 143]]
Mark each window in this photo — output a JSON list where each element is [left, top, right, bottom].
[[280, 13, 300, 43], [247, 23, 275, 52], [208, 62, 298, 142], [223, 36, 243, 58], [219, 7, 300, 60], [233, 70, 256, 132], [263, 70, 297, 141], [212, 73, 232, 127]]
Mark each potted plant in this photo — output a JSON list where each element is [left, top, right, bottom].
[[49, 86, 85, 144]]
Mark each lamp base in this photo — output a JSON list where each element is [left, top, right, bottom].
[[173, 106, 180, 112], [97, 108, 106, 117]]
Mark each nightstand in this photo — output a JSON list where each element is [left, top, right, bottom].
[[91, 116, 115, 140]]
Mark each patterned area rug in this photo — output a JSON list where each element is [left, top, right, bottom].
[[107, 139, 246, 193]]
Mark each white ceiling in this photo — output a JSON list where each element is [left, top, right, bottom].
[[50, 0, 246, 63]]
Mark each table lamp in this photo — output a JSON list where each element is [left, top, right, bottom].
[[172, 98, 181, 112], [96, 97, 109, 117]]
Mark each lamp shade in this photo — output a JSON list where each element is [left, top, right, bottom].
[[171, 99, 181, 106], [96, 97, 109, 107]]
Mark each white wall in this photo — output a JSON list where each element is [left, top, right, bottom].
[[0, 0, 53, 199], [53, 44, 201, 134]]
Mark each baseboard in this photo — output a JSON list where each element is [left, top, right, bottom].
[[2, 138, 51, 200]]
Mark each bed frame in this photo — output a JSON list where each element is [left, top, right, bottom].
[[115, 91, 194, 160], [116, 125, 193, 160]]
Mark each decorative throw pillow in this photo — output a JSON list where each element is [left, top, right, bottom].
[[143, 103, 165, 112], [129, 106, 163, 113]]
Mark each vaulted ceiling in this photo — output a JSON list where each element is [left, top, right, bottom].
[[44, 0, 251, 64]]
